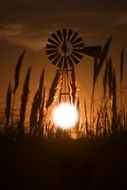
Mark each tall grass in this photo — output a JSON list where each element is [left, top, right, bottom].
[[90, 36, 112, 129], [29, 90, 39, 135], [111, 70, 117, 132], [29, 68, 45, 135], [11, 50, 25, 125], [5, 82, 12, 128], [46, 69, 61, 109], [108, 58, 113, 98], [70, 66, 77, 104], [13, 50, 25, 94], [84, 99, 89, 137], [38, 87, 45, 136], [93, 36, 112, 86], [18, 67, 31, 135], [103, 60, 108, 98], [1, 40, 127, 140], [120, 48, 124, 124]]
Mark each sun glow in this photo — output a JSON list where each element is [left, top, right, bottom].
[[52, 103, 79, 129]]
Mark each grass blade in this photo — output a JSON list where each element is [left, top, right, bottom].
[[19, 67, 31, 135], [46, 69, 61, 109], [5, 82, 12, 127], [13, 50, 25, 94]]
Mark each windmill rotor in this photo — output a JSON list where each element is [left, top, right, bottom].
[[46, 29, 102, 69], [46, 29, 85, 69]]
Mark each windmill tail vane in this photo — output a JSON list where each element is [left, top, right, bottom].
[[83, 45, 102, 59]]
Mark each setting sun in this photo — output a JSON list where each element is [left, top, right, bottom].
[[52, 103, 79, 129]]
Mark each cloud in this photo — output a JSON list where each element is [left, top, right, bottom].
[[115, 14, 127, 25], [0, 24, 47, 51], [0, 11, 122, 51], [0, 24, 23, 37]]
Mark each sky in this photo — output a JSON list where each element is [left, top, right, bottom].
[[0, 0, 127, 109]]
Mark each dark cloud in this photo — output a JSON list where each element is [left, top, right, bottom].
[[0, 0, 127, 24], [1, 1, 127, 27], [0, 0, 127, 51], [0, 11, 118, 51]]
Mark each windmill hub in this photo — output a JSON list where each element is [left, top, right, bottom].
[[61, 41, 73, 55]]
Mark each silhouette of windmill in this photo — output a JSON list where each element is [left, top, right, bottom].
[[46, 29, 101, 103]]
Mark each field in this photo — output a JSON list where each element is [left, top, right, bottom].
[[0, 134, 127, 190], [0, 37, 127, 189]]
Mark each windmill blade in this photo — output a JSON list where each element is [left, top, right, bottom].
[[70, 32, 78, 43], [67, 29, 73, 41], [72, 36, 83, 45], [72, 51, 83, 59], [57, 56, 64, 67], [83, 46, 102, 58], [52, 54, 61, 65], [67, 56, 74, 68], [63, 56, 68, 68], [46, 44, 57, 49], [48, 52, 59, 61], [46, 49, 58, 55], [48, 38, 59, 46], [51, 33, 60, 43], [63, 29, 67, 42], [73, 42, 84, 48], [70, 54, 79, 64], [57, 30, 63, 42]]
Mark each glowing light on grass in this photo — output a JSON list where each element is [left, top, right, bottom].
[[52, 103, 79, 129]]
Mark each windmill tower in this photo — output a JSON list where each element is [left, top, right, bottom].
[[46, 29, 102, 104]]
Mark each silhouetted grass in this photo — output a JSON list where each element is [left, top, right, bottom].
[[5, 81, 12, 128], [70, 66, 77, 104], [46, 69, 61, 109], [0, 37, 127, 139], [0, 41, 127, 190], [0, 38, 126, 140], [12, 50, 25, 125], [29, 68, 45, 135], [18, 67, 31, 135]]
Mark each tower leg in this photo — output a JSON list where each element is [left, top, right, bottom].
[[59, 69, 71, 103]]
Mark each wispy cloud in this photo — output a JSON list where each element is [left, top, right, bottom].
[[0, 24, 48, 51], [115, 13, 127, 25], [0, 24, 23, 37], [0, 11, 125, 51]]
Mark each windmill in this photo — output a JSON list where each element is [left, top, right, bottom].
[[46, 29, 102, 103]]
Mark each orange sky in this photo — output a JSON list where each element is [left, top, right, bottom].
[[0, 0, 127, 113]]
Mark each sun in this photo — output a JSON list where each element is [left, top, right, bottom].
[[52, 103, 79, 129]]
